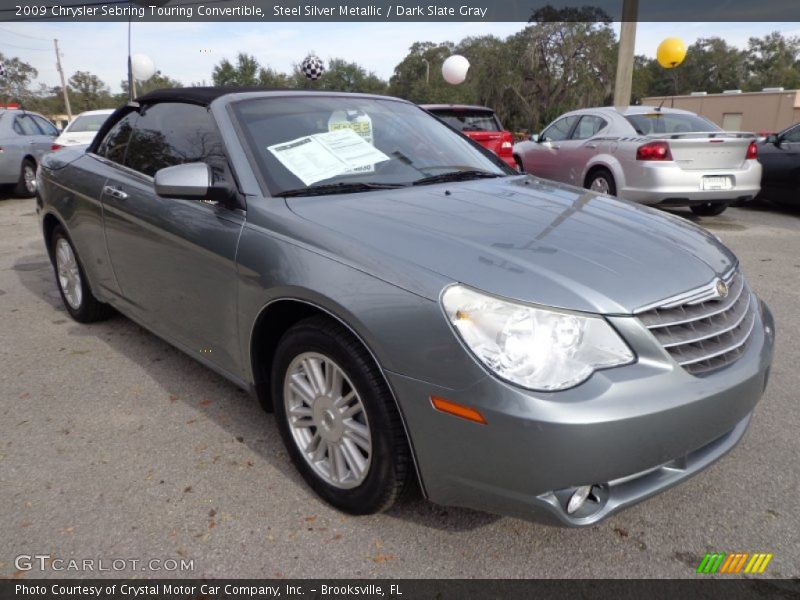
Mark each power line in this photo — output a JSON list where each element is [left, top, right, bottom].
[[0, 41, 52, 52], [0, 25, 53, 41]]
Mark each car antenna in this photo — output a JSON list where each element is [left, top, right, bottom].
[[655, 97, 666, 112]]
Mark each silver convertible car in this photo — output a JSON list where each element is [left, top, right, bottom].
[[37, 89, 774, 526], [513, 106, 762, 217]]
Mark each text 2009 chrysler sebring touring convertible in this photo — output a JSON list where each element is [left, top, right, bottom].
[[37, 89, 774, 526]]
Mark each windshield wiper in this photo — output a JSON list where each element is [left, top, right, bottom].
[[278, 182, 408, 197], [412, 170, 504, 186]]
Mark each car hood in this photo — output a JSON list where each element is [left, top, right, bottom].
[[285, 176, 737, 314]]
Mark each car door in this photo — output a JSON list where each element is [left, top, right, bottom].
[[525, 115, 579, 182], [30, 114, 59, 158], [12, 113, 51, 162], [100, 101, 246, 379], [565, 115, 609, 185], [759, 125, 800, 199]]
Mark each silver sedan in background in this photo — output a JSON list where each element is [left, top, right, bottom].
[[513, 106, 762, 216], [0, 109, 59, 197]]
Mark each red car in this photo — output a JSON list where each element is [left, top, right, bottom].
[[421, 104, 516, 168]]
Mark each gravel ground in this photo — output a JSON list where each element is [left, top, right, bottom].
[[1, 193, 798, 579]]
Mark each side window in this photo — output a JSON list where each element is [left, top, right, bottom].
[[782, 126, 800, 143], [572, 116, 607, 140], [95, 112, 138, 165], [31, 115, 59, 136], [124, 103, 228, 180], [541, 116, 578, 142], [13, 115, 43, 136]]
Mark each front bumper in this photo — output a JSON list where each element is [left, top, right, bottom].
[[619, 160, 762, 206], [388, 299, 774, 526]]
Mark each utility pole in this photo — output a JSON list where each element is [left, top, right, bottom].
[[613, 0, 639, 109], [53, 39, 72, 121], [421, 58, 430, 85]]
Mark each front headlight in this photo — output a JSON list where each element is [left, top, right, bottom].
[[441, 285, 634, 391]]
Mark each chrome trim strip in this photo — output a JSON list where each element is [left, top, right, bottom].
[[659, 294, 752, 348], [676, 307, 756, 367], [634, 265, 737, 314]]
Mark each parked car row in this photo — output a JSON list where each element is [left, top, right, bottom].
[[0, 108, 113, 197]]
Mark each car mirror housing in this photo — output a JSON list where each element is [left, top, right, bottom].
[[766, 134, 780, 145], [530, 133, 540, 143], [155, 162, 215, 200]]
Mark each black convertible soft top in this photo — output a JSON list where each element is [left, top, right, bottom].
[[135, 86, 324, 106]]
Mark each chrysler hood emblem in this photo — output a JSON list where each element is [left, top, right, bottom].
[[715, 279, 729, 298]]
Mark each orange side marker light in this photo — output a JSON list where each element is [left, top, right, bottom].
[[431, 396, 487, 425]]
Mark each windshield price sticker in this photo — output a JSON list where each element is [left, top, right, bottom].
[[328, 110, 376, 173], [268, 129, 389, 186]]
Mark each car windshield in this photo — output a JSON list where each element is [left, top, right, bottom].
[[626, 112, 721, 135], [232, 96, 509, 196], [67, 113, 111, 133], [429, 109, 501, 132]]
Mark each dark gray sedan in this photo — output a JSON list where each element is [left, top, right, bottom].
[[36, 89, 775, 526]]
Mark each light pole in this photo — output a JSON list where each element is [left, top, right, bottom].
[[613, 0, 639, 109], [421, 58, 430, 85]]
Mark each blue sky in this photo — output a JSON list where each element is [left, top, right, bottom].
[[1, 21, 798, 93]]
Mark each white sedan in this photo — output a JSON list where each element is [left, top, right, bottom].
[[52, 109, 114, 150], [513, 106, 762, 216]]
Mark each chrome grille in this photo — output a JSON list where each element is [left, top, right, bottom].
[[637, 270, 756, 375]]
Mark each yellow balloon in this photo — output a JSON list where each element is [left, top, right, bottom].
[[657, 38, 687, 69]]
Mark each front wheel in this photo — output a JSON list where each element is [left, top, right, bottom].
[[691, 202, 729, 217], [271, 316, 411, 515]]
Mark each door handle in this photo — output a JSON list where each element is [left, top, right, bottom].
[[586, 143, 598, 149], [103, 185, 128, 200], [552, 145, 561, 150]]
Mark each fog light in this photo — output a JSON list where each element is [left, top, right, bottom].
[[567, 485, 593, 514]]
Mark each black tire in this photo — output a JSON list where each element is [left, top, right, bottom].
[[585, 168, 617, 196], [271, 315, 410, 515], [50, 225, 114, 323], [13, 158, 37, 198], [690, 202, 729, 217], [514, 155, 525, 173]]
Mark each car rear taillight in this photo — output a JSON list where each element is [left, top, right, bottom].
[[636, 141, 672, 161], [746, 141, 758, 160], [499, 132, 513, 156], [51, 144, 63, 151]]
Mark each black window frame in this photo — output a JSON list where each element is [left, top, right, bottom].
[[571, 115, 608, 140], [541, 115, 580, 142]]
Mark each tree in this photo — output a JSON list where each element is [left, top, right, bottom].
[[388, 41, 473, 104], [212, 53, 261, 86], [746, 32, 800, 90], [68, 71, 112, 111], [120, 71, 182, 99], [0, 52, 38, 105]]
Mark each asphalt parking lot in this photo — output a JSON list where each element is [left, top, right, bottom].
[[1, 193, 799, 579]]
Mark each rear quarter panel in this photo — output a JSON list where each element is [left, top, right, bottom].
[[39, 152, 121, 298]]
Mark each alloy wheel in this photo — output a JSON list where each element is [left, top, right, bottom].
[[283, 352, 372, 489], [55, 237, 83, 310], [590, 176, 611, 194], [24, 165, 37, 194]]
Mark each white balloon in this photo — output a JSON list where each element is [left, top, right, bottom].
[[131, 54, 155, 81], [442, 55, 470, 85]]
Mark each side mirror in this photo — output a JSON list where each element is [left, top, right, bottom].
[[766, 134, 780, 145], [154, 162, 232, 204], [530, 133, 540, 143]]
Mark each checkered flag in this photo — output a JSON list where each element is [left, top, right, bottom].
[[0, 62, 6, 79], [301, 55, 325, 81]]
